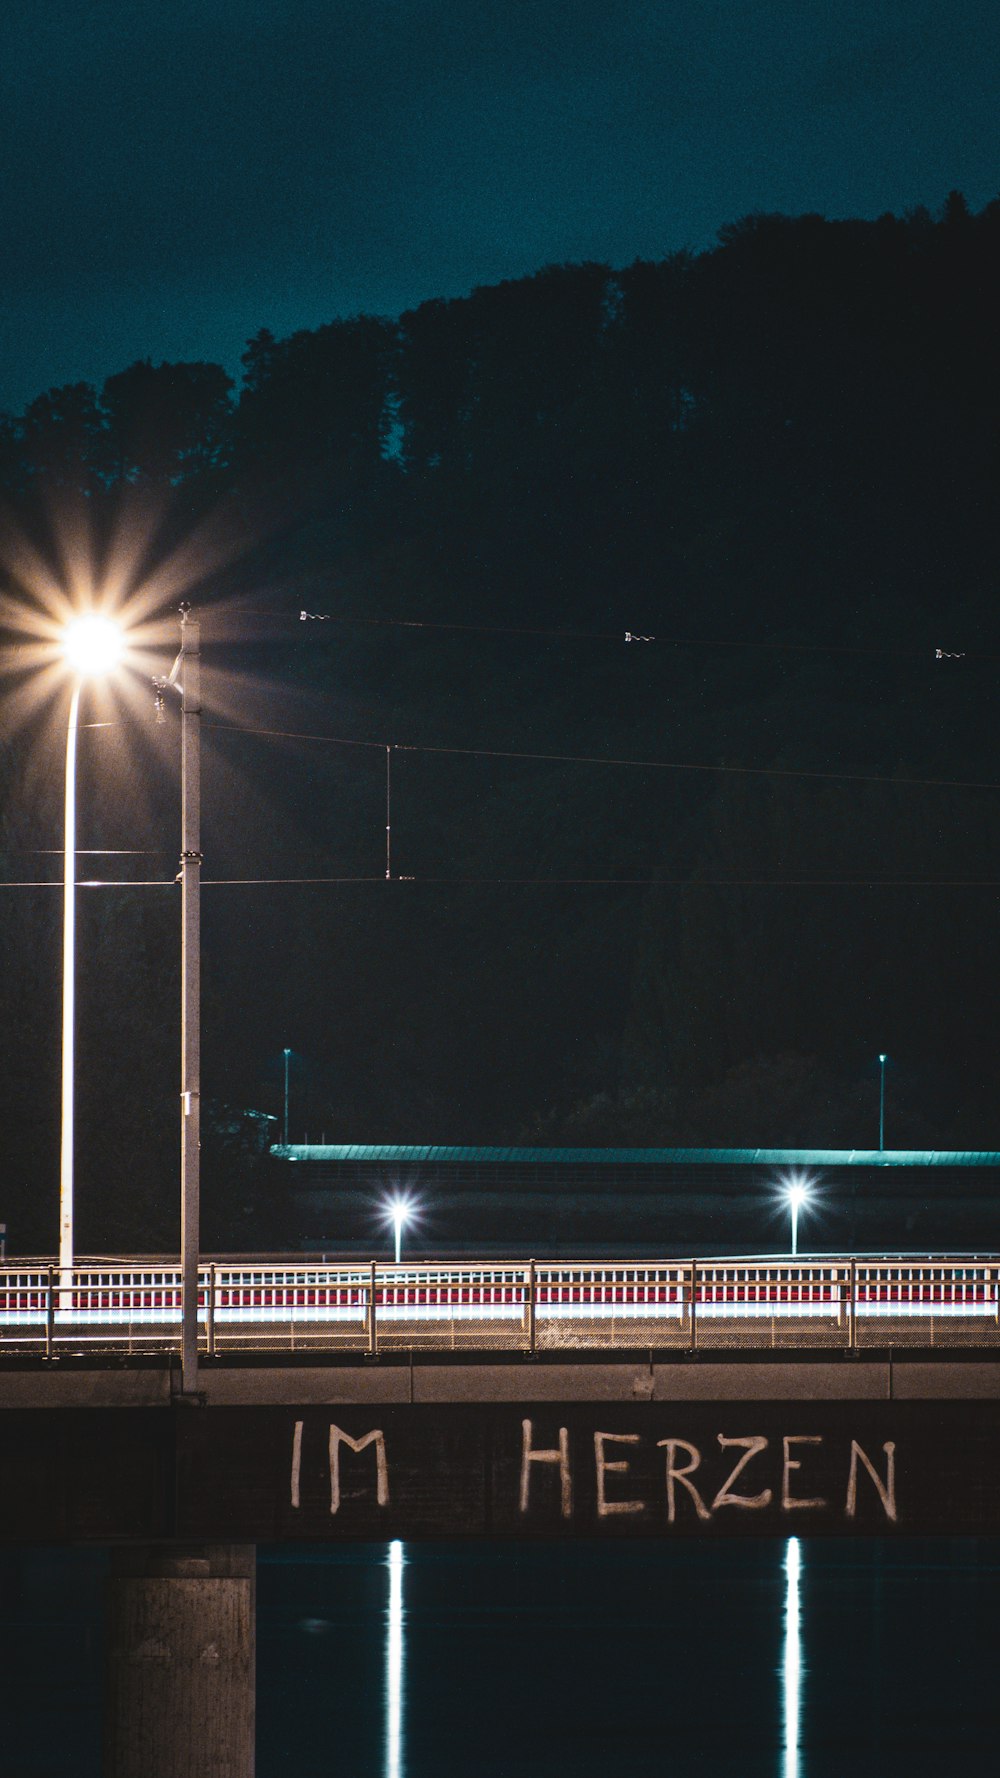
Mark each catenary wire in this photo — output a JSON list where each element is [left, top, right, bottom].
[[5, 876, 1000, 889], [204, 722, 1000, 796], [232, 606, 978, 662]]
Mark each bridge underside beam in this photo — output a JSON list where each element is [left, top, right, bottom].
[[3, 1351, 1000, 1410]]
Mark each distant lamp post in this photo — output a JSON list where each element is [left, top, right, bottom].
[[59, 614, 126, 1273], [283, 1048, 292, 1147], [389, 1198, 413, 1265], [786, 1180, 810, 1258], [878, 1053, 887, 1152]]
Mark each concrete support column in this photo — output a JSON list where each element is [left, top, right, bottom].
[[105, 1544, 255, 1778]]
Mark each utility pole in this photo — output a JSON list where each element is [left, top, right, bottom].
[[155, 609, 203, 1394], [179, 608, 202, 1394]]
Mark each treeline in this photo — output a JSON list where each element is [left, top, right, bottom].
[[3, 192, 998, 645], [3, 193, 1000, 1253], [2, 192, 998, 660]]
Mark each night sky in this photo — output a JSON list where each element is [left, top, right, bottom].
[[3, 0, 1000, 1248], [3, 0, 999, 414]]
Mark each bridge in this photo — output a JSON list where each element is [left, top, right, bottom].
[[270, 1144, 1000, 1256], [3, 1251, 1000, 1543], [6, 1249, 1000, 1774]]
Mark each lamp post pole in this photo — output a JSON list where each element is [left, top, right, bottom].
[[878, 1053, 887, 1153], [179, 608, 202, 1395], [785, 1182, 808, 1257], [58, 614, 125, 1280], [283, 1048, 291, 1147], [59, 684, 82, 1277]]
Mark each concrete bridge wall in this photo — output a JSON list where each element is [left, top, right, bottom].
[[2, 1352, 999, 1542]]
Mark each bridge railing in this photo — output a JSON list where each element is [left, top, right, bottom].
[[0, 1257, 998, 1356]]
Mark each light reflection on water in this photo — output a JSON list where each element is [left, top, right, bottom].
[[783, 1537, 802, 1778], [385, 1534, 806, 1778], [386, 1539, 404, 1778], [377, 1537, 805, 1778]]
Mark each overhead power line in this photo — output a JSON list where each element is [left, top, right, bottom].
[[4, 876, 1000, 890], [230, 605, 980, 662], [205, 722, 1000, 796]]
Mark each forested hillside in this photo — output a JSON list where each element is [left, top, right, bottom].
[[2, 195, 999, 1252]]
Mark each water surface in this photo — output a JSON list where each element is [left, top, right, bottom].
[[258, 1539, 1000, 1777], [3, 1539, 999, 1775]]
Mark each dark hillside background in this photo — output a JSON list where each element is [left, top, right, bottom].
[[2, 195, 999, 1252]]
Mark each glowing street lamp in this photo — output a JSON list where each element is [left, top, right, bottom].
[[283, 1048, 292, 1147], [62, 613, 125, 680], [786, 1180, 809, 1257], [389, 1198, 413, 1264], [878, 1053, 887, 1152], [59, 614, 125, 1272]]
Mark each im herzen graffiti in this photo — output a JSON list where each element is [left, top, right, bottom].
[[289, 1418, 897, 1524]]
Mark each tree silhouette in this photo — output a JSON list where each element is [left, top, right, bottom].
[[101, 359, 234, 484]]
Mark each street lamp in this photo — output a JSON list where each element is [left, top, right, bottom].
[[388, 1198, 413, 1265], [878, 1053, 887, 1152], [283, 1048, 292, 1147], [59, 614, 125, 1273], [786, 1180, 809, 1257]]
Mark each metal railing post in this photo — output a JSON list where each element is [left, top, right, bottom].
[[689, 1258, 698, 1352], [849, 1258, 857, 1350], [46, 1265, 55, 1360], [527, 1260, 536, 1355], [368, 1259, 378, 1357], [206, 1263, 216, 1358]]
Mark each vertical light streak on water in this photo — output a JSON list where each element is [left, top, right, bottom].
[[783, 1537, 802, 1778], [386, 1540, 404, 1778]]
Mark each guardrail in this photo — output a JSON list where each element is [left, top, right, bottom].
[[1, 1257, 999, 1357]]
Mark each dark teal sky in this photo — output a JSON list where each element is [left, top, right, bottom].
[[2, 0, 998, 411]]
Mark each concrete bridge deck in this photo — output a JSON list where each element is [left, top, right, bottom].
[[4, 1344, 1000, 1406], [2, 1346, 1000, 1544]]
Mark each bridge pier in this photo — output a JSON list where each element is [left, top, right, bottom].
[[104, 1543, 255, 1777]]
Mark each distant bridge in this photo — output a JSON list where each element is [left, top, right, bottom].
[[272, 1144, 1000, 1256], [2, 1254, 1000, 1358]]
